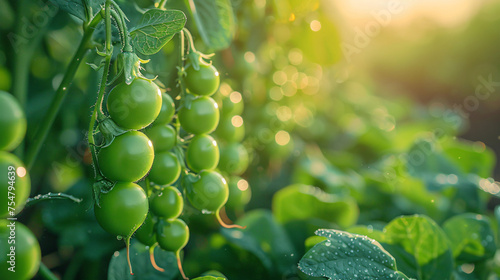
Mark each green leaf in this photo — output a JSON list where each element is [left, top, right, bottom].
[[221, 210, 298, 276], [442, 139, 495, 178], [443, 213, 496, 262], [130, 9, 186, 55], [405, 138, 495, 211], [49, 0, 104, 21], [272, 184, 359, 228], [298, 229, 411, 280], [383, 215, 454, 280], [192, 277, 225, 280], [188, 0, 236, 50], [108, 242, 178, 280]]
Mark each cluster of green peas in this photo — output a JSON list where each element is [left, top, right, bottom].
[[93, 55, 248, 278]]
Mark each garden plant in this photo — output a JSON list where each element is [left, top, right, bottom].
[[0, 0, 499, 280]]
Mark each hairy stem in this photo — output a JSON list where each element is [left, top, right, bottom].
[[88, 1, 113, 178], [111, 0, 133, 52], [158, 0, 168, 9]]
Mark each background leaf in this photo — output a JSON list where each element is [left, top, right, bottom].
[[188, 0, 236, 50], [299, 229, 411, 280], [443, 213, 497, 262], [130, 9, 186, 55], [383, 215, 454, 280], [272, 184, 359, 228], [221, 210, 298, 276]]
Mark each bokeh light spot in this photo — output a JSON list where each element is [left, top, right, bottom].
[[310, 20, 322, 32], [231, 115, 244, 127], [17, 167, 27, 178], [275, 130, 290, 146], [230, 91, 242, 103], [269, 86, 284, 101], [273, 71, 287, 85], [244, 51, 256, 63], [237, 179, 249, 191]]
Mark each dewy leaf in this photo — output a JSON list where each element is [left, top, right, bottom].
[[272, 184, 359, 228], [108, 241, 178, 280], [443, 213, 496, 262], [130, 9, 186, 55], [384, 215, 453, 280], [188, 0, 236, 50], [298, 229, 411, 280]]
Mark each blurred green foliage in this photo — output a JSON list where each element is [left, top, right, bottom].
[[1, 0, 499, 279]]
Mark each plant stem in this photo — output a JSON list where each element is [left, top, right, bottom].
[[145, 177, 151, 197], [88, 1, 113, 178], [158, 0, 168, 9], [111, 0, 133, 52], [38, 263, 58, 280], [25, 12, 103, 171], [11, 0, 51, 158], [182, 27, 196, 53], [177, 30, 187, 101]]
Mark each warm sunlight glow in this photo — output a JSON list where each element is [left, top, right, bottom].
[[17, 167, 27, 178], [231, 115, 244, 127], [230, 91, 242, 103], [275, 130, 290, 146], [237, 179, 249, 191]]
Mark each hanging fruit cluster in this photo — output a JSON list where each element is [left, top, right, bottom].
[[91, 27, 248, 279]]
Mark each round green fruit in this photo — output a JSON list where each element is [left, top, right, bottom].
[[106, 79, 162, 130], [186, 135, 219, 173], [215, 115, 245, 143], [94, 182, 149, 237], [156, 218, 189, 252], [178, 96, 219, 135], [135, 213, 157, 246], [185, 170, 228, 212], [0, 220, 41, 280], [0, 152, 30, 218], [148, 152, 181, 186], [218, 143, 249, 175], [155, 92, 175, 125], [185, 62, 220, 96], [226, 176, 251, 209], [151, 186, 184, 219], [221, 91, 244, 117], [144, 124, 176, 152], [97, 131, 154, 182], [0, 91, 26, 151]]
